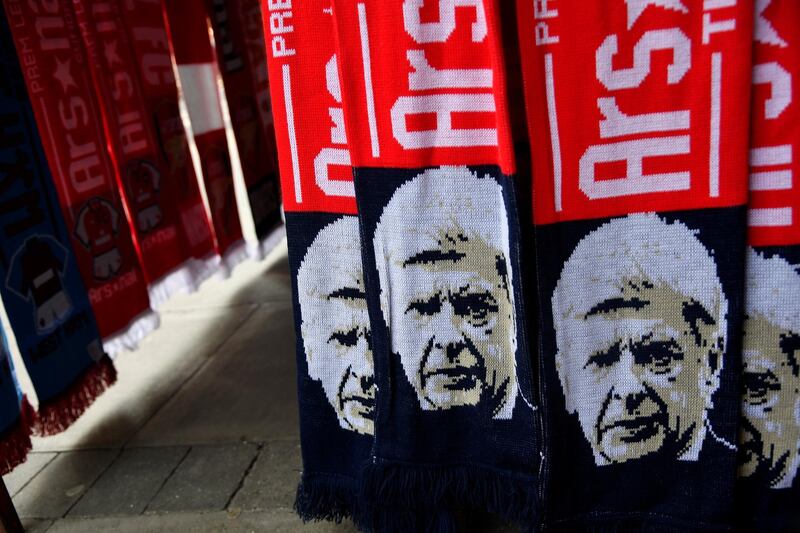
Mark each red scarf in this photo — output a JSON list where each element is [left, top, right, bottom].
[[116, 0, 219, 287], [516, 0, 752, 528], [736, 0, 800, 523], [331, 0, 538, 528], [163, 0, 247, 274], [74, 0, 218, 307], [5, 0, 155, 355], [206, 0, 283, 255]]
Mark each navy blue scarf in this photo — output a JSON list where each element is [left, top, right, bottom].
[[264, 0, 373, 527], [331, 1, 541, 529], [734, 1, 800, 529], [515, 1, 753, 529]]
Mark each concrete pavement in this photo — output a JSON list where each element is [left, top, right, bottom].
[[3, 240, 358, 532]]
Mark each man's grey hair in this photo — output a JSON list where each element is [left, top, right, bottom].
[[372, 166, 515, 330], [552, 213, 728, 368], [297, 216, 365, 380], [746, 248, 800, 335]]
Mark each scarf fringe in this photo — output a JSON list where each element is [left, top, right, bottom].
[[147, 260, 205, 309], [102, 309, 160, 357], [0, 395, 35, 475], [369, 505, 458, 533], [246, 240, 263, 261], [258, 224, 286, 259], [294, 472, 369, 530], [245, 225, 286, 262], [362, 461, 539, 532], [189, 253, 224, 288], [219, 239, 249, 278], [33, 356, 117, 436]]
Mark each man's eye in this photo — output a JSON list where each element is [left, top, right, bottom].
[[451, 290, 499, 326], [633, 340, 684, 374], [743, 371, 780, 405], [405, 294, 442, 317], [585, 343, 622, 369], [328, 328, 359, 348]]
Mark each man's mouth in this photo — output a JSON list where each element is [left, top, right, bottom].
[[422, 366, 480, 391], [599, 412, 664, 444], [340, 394, 375, 417]]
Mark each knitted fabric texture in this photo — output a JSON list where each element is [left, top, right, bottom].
[[117, 0, 221, 294], [331, 0, 540, 529], [734, 1, 800, 530], [164, 0, 248, 275], [516, 0, 752, 529], [4, 0, 154, 356], [263, 0, 373, 526], [74, 0, 219, 309], [206, 0, 283, 246], [0, 5, 114, 437], [0, 328, 33, 475]]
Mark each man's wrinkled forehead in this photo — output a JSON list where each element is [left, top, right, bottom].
[[573, 278, 696, 319]]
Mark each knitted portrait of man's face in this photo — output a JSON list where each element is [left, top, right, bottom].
[[739, 250, 800, 489], [552, 214, 727, 466], [298, 216, 375, 436], [374, 167, 518, 419]]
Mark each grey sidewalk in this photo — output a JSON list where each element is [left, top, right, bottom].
[[3, 241, 356, 533]]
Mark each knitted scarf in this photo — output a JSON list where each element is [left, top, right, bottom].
[[516, 1, 752, 529], [164, 0, 249, 274], [206, 0, 283, 256], [4, 0, 156, 357], [0, 326, 33, 474], [116, 0, 219, 287], [0, 5, 113, 436], [72, 0, 221, 308], [331, 0, 540, 529], [735, 1, 799, 529], [263, 0, 372, 526]]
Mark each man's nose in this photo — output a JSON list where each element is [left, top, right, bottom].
[[431, 301, 462, 348], [625, 391, 649, 414], [443, 341, 468, 363], [351, 331, 374, 373], [610, 351, 645, 399]]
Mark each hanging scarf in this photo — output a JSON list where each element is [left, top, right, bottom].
[[263, 0, 371, 526], [4, 0, 155, 357], [0, 326, 34, 475], [516, 1, 752, 529], [163, 0, 248, 274], [71, 0, 218, 308], [331, 0, 540, 528], [735, 1, 800, 528], [0, 5, 114, 436], [206, 0, 283, 257], [115, 0, 219, 289]]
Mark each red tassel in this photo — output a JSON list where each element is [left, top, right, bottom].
[[0, 395, 36, 475], [33, 357, 117, 437]]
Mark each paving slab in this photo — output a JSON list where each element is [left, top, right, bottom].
[[147, 444, 258, 512], [13, 450, 118, 519], [68, 447, 188, 517], [3, 452, 56, 496], [45, 509, 357, 533], [230, 440, 301, 511], [20, 518, 53, 533], [30, 304, 257, 452], [129, 303, 298, 446]]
